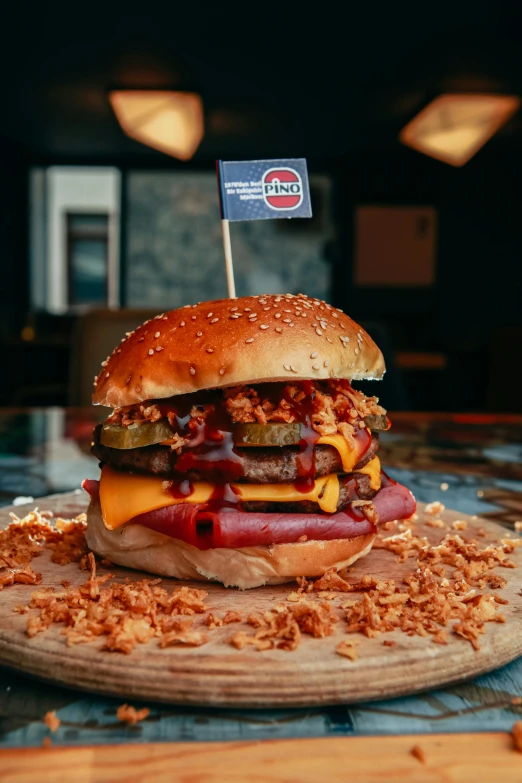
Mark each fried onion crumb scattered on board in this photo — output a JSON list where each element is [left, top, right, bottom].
[[43, 711, 60, 732], [512, 721, 522, 752], [116, 704, 150, 725], [410, 744, 426, 763], [0, 507, 518, 658]]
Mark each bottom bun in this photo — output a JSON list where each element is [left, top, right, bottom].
[[85, 500, 376, 590]]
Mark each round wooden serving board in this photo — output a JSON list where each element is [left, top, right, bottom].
[[0, 493, 521, 708]]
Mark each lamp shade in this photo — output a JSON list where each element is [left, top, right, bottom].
[[109, 90, 204, 161], [399, 94, 520, 166]]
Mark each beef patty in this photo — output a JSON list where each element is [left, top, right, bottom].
[[240, 472, 376, 513], [92, 425, 379, 483]]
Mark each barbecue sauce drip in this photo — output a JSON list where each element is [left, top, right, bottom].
[[158, 392, 245, 483], [156, 382, 373, 508]]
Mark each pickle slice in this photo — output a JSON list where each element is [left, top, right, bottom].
[[100, 420, 174, 450], [233, 422, 302, 447], [363, 414, 390, 431]]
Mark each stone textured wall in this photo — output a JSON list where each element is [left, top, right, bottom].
[[125, 172, 332, 308]]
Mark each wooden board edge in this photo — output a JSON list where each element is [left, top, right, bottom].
[[0, 733, 521, 782]]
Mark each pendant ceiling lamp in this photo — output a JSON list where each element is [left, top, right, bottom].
[[400, 94, 519, 166], [110, 90, 204, 161]]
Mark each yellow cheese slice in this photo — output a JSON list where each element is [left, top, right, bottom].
[[316, 432, 369, 472], [99, 467, 341, 530], [357, 457, 381, 491]]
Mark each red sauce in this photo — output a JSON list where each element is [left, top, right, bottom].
[[155, 381, 374, 499], [159, 392, 245, 482]]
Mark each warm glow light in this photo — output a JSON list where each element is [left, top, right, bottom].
[[399, 94, 520, 166], [109, 91, 204, 161]]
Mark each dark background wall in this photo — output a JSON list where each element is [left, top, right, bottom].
[[1, 2, 521, 411]]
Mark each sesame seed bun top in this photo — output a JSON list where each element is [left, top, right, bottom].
[[92, 294, 385, 408]]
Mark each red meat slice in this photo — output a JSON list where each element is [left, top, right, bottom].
[[82, 476, 416, 551]]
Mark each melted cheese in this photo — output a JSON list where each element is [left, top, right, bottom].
[[99, 467, 341, 530], [357, 457, 381, 491], [316, 433, 367, 472]]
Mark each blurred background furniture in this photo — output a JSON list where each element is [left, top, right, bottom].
[[1, 4, 521, 413], [68, 309, 162, 406]]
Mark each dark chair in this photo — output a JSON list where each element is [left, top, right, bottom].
[[68, 309, 161, 406]]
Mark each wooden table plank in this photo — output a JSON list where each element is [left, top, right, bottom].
[[0, 734, 520, 783]]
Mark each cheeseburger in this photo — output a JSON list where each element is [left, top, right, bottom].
[[83, 294, 415, 588]]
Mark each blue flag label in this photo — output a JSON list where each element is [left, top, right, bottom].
[[217, 158, 312, 222]]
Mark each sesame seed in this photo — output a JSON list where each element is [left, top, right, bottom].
[[283, 364, 291, 371], [324, 360, 329, 367], [196, 331, 203, 337], [316, 328, 323, 336], [320, 322, 327, 329], [275, 327, 283, 333], [310, 352, 318, 359], [248, 312, 257, 318], [101, 360, 107, 367], [230, 306, 238, 311], [332, 312, 338, 318], [148, 349, 154, 356], [162, 316, 168, 321], [206, 347, 214, 353], [289, 322, 295, 327], [190, 367, 196, 375], [230, 314, 239, 319], [263, 306, 270, 311], [312, 364, 319, 370], [180, 321, 185, 327], [290, 365, 298, 373], [125, 331, 132, 337], [219, 367, 226, 376], [259, 324, 270, 330], [244, 308, 251, 312], [126, 375, 132, 384], [284, 309, 292, 313], [105, 372, 110, 378], [156, 346, 163, 352], [207, 312, 213, 318], [275, 312, 282, 319], [354, 347, 359, 355], [245, 337, 254, 344], [210, 318, 219, 324], [283, 318, 292, 323], [300, 312, 307, 317], [191, 315, 197, 320], [326, 337, 333, 343], [154, 331, 160, 338]]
